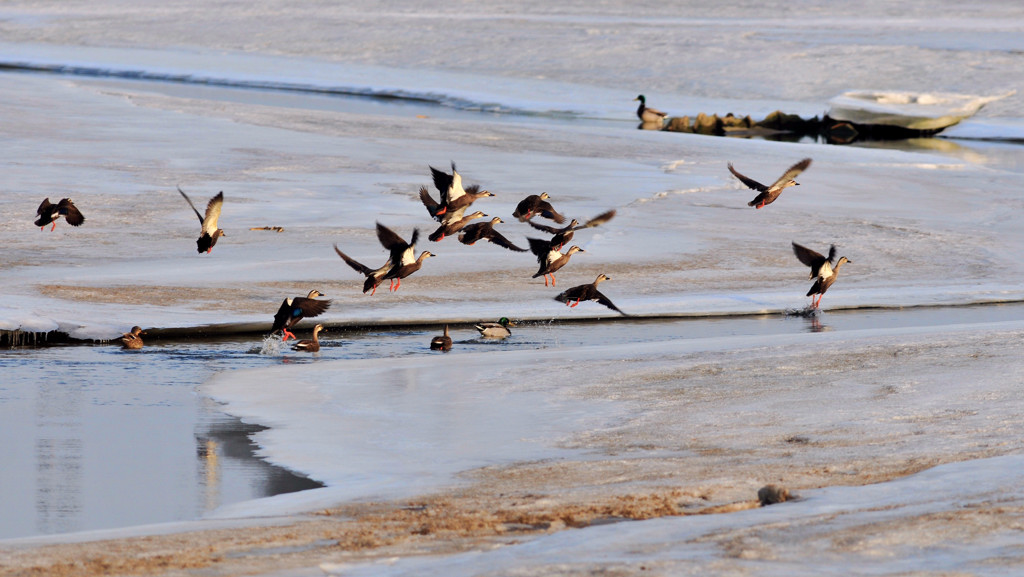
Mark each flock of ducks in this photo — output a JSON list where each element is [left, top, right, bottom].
[[636, 95, 853, 314], [36, 98, 853, 353]]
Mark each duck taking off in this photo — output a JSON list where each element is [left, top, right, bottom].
[[728, 158, 812, 209], [333, 244, 391, 296], [377, 222, 433, 292], [554, 274, 627, 315], [291, 324, 325, 352], [428, 210, 487, 242], [271, 289, 331, 341], [475, 317, 514, 339], [430, 325, 452, 351], [528, 238, 584, 287], [792, 242, 852, 309], [634, 94, 668, 124], [457, 217, 527, 252], [512, 193, 565, 224], [177, 186, 225, 253], [35, 198, 85, 231], [528, 209, 616, 251], [120, 326, 145, 349]]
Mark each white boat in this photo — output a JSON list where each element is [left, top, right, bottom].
[[827, 90, 1014, 132]]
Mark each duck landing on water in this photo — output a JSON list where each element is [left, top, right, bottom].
[[271, 289, 331, 341], [792, 241, 852, 309]]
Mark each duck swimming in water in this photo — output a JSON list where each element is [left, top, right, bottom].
[[475, 317, 514, 339], [528, 239, 584, 287], [792, 242, 852, 309], [35, 198, 85, 231], [634, 94, 668, 125], [430, 325, 453, 351], [554, 274, 627, 315], [291, 324, 325, 352], [177, 186, 225, 253], [271, 289, 331, 341], [120, 326, 145, 349], [512, 192, 565, 224], [728, 158, 812, 209]]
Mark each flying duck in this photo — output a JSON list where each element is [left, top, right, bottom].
[[457, 217, 527, 252], [291, 324, 325, 352], [528, 209, 616, 251], [528, 239, 584, 286], [420, 183, 494, 222], [428, 210, 487, 242], [554, 274, 627, 315], [512, 192, 566, 224], [792, 242, 852, 309], [377, 222, 434, 292], [430, 325, 453, 351], [177, 186, 225, 253], [475, 317, 514, 339], [120, 326, 145, 349], [634, 94, 668, 124], [728, 158, 812, 209], [271, 289, 331, 341], [35, 198, 85, 231], [334, 244, 391, 296]]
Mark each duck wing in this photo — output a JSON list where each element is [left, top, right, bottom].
[[792, 242, 833, 277], [333, 244, 375, 275], [272, 296, 331, 332], [594, 289, 628, 315], [727, 164, 768, 193], [202, 192, 223, 235], [527, 237, 553, 261], [577, 209, 616, 230], [527, 220, 564, 234], [418, 186, 444, 220], [770, 158, 813, 189], [376, 222, 417, 263], [177, 186, 206, 224], [59, 199, 85, 226], [485, 228, 527, 252], [536, 201, 566, 224]]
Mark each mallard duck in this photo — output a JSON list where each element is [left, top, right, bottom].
[[792, 242, 852, 309], [291, 324, 325, 352], [512, 192, 565, 224], [634, 94, 668, 124], [428, 210, 487, 242], [528, 209, 616, 251], [475, 317, 514, 339], [457, 217, 527, 252], [177, 186, 225, 253], [728, 158, 812, 209], [334, 244, 391, 296], [35, 198, 85, 231], [528, 239, 584, 286], [430, 325, 452, 351], [120, 326, 145, 349], [272, 289, 331, 341], [554, 274, 627, 315], [377, 222, 433, 292]]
